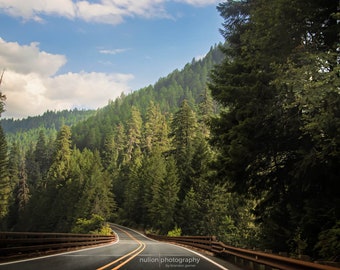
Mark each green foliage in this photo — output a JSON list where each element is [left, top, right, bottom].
[[1, 109, 95, 134], [315, 221, 340, 261], [0, 126, 10, 224], [72, 214, 110, 235], [170, 100, 198, 200], [167, 225, 182, 237], [211, 0, 339, 259], [0, 91, 5, 117]]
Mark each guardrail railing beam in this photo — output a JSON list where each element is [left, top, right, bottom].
[[146, 233, 340, 270]]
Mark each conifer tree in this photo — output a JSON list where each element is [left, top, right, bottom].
[[16, 160, 30, 215], [0, 126, 9, 224], [143, 101, 170, 154], [47, 125, 72, 186], [8, 142, 21, 188], [124, 106, 142, 166], [160, 156, 180, 233], [170, 100, 197, 200], [120, 107, 144, 225], [8, 159, 30, 230], [34, 130, 50, 178], [0, 91, 9, 226], [141, 147, 167, 229], [210, 0, 339, 256]]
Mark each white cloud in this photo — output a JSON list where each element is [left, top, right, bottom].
[[0, 0, 75, 22], [0, 38, 133, 119], [99, 48, 129, 55], [0, 38, 66, 77], [0, 0, 216, 25], [176, 0, 219, 6]]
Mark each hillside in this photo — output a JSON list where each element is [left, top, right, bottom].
[[72, 44, 223, 150], [1, 44, 223, 150], [1, 109, 95, 134]]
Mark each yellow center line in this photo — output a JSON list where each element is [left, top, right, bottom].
[[112, 241, 146, 270], [96, 226, 146, 270]]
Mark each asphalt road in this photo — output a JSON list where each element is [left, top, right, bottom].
[[0, 225, 232, 270]]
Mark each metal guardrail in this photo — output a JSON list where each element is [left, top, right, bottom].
[[146, 234, 340, 270], [0, 231, 115, 260]]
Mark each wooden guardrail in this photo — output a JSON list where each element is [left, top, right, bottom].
[[146, 234, 340, 270], [0, 231, 115, 261]]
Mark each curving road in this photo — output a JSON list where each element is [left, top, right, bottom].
[[0, 225, 231, 270]]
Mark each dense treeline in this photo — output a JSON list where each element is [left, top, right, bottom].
[[0, 0, 339, 261], [1, 109, 95, 134], [1, 109, 95, 155]]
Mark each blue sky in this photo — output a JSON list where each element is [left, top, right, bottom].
[[0, 0, 224, 119]]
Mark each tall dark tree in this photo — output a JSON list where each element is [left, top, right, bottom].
[[0, 91, 9, 227], [48, 125, 72, 186], [0, 126, 9, 225], [170, 100, 197, 200], [34, 130, 51, 179], [210, 0, 340, 257]]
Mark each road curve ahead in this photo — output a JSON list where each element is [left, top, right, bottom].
[[0, 225, 229, 270]]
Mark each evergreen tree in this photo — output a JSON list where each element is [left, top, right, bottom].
[[8, 159, 30, 230], [120, 107, 143, 225], [0, 91, 9, 227], [161, 156, 180, 234], [170, 100, 197, 200], [73, 149, 116, 226], [8, 142, 21, 188], [141, 147, 167, 230], [124, 106, 143, 166], [0, 126, 9, 226], [16, 161, 30, 216], [143, 101, 170, 154], [210, 0, 339, 257], [34, 130, 51, 179], [102, 132, 118, 171], [47, 125, 72, 186], [38, 125, 73, 231]]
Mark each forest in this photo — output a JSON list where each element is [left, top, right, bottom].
[[0, 0, 339, 261]]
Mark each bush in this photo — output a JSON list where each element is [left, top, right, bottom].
[[167, 225, 182, 237], [72, 214, 111, 235]]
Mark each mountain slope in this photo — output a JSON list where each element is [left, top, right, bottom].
[[72, 44, 223, 150]]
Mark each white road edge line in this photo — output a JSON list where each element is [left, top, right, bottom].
[[0, 232, 119, 266], [111, 224, 229, 270], [167, 243, 230, 270]]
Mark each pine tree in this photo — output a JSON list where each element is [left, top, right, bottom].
[[160, 156, 179, 234], [16, 160, 30, 215], [170, 100, 197, 200], [8, 142, 21, 188], [143, 101, 170, 154], [0, 90, 10, 227], [120, 107, 143, 225], [8, 159, 30, 230], [102, 132, 118, 171], [47, 125, 72, 186], [124, 106, 142, 166], [141, 147, 167, 230], [210, 0, 340, 256], [0, 126, 9, 225], [34, 130, 50, 178]]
